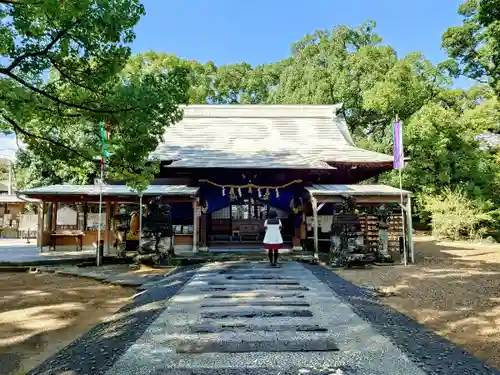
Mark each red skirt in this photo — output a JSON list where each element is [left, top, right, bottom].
[[264, 243, 281, 250]]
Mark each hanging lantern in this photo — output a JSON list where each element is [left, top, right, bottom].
[[238, 187, 242, 197], [229, 187, 236, 200], [265, 188, 270, 199], [222, 187, 226, 196], [248, 186, 252, 194], [275, 188, 279, 198], [258, 188, 262, 198]]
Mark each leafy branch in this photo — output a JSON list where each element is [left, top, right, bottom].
[[1, 19, 80, 73], [0, 112, 91, 160], [0, 0, 43, 5]]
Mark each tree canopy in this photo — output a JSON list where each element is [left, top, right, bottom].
[[442, 0, 500, 96], [0, 0, 189, 191]]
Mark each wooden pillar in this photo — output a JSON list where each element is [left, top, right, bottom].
[[37, 202, 44, 250], [51, 200, 57, 232], [406, 195, 415, 263], [192, 198, 199, 252], [43, 202, 50, 232], [311, 196, 319, 260], [113, 199, 119, 230], [83, 202, 88, 232], [105, 201, 111, 254], [199, 212, 207, 251], [138, 194, 143, 247], [292, 212, 303, 251]]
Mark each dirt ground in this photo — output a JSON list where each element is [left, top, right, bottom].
[[336, 235, 500, 369], [0, 271, 135, 375]]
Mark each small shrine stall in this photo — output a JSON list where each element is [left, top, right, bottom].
[[20, 184, 200, 253], [304, 184, 414, 263], [0, 194, 40, 240]]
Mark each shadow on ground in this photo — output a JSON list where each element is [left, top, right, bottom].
[[335, 236, 500, 369], [22, 265, 202, 375], [0, 271, 134, 375]]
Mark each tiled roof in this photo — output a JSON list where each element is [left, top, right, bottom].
[[21, 184, 199, 197], [151, 104, 394, 169], [306, 184, 411, 196], [0, 194, 39, 203]]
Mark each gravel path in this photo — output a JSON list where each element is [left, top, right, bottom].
[[105, 261, 426, 375], [303, 263, 500, 375], [25, 261, 500, 375]]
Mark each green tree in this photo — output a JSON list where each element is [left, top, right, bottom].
[[442, 0, 500, 96], [0, 1, 189, 191], [266, 21, 452, 141], [124, 52, 216, 104]]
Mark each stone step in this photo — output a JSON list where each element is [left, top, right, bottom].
[[198, 285, 309, 292], [175, 338, 339, 353], [200, 300, 310, 308], [208, 280, 301, 285], [200, 309, 313, 319], [206, 292, 306, 299], [225, 275, 296, 280], [189, 323, 328, 334], [219, 269, 287, 274], [218, 268, 288, 274]]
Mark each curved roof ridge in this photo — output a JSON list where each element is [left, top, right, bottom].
[[180, 104, 343, 119]]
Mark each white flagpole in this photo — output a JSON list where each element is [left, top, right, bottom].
[[97, 120, 107, 267], [139, 193, 143, 247], [399, 167, 407, 266], [396, 115, 407, 266], [96, 161, 104, 267]]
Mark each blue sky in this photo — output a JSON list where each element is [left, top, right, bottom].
[[0, 0, 473, 158], [132, 0, 467, 84]]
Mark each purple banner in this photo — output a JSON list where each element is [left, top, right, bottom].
[[393, 121, 404, 170]]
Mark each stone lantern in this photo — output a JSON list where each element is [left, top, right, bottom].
[[375, 204, 393, 262], [114, 205, 131, 258]]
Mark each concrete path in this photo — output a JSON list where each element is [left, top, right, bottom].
[[105, 261, 425, 375], [27, 261, 500, 375], [37, 264, 175, 287], [0, 239, 94, 264]]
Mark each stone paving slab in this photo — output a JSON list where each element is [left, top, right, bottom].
[[200, 309, 314, 319], [206, 291, 306, 299], [188, 323, 328, 333], [199, 299, 310, 307], [208, 279, 301, 285], [199, 285, 310, 292], [175, 338, 340, 353], [147, 368, 347, 375]]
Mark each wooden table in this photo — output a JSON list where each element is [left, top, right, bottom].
[[49, 231, 84, 251]]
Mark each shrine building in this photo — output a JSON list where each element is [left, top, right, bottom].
[[20, 104, 414, 260]]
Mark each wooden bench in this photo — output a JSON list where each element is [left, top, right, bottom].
[[49, 231, 84, 251]]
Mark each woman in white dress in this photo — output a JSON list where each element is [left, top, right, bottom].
[[264, 209, 283, 266]]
